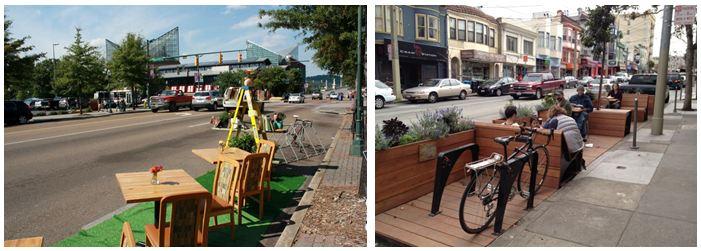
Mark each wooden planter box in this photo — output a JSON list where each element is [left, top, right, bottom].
[[492, 117, 534, 126], [375, 130, 476, 215]]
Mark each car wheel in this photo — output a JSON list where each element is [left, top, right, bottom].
[[496, 89, 503, 96], [212, 102, 218, 111], [151, 108, 158, 113], [375, 96, 385, 109], [459, 91, 467, 100], [535, 89, 543, 99], [18, 116, 28, 124], [168, 103, 177, 112], [409, 100, 417, 104], [511, 95, 519, 100], [428, 93, 438, 103]]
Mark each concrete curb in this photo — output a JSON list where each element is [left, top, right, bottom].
[[318, 109, 352, 115], [274, 116, 346, 247], [30, 109, 150, 124]]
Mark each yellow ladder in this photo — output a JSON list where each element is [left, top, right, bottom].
[[224, 79, 263, 147]]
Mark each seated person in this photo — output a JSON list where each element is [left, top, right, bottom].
[[554, 90, 572, 116], [542, 106, 584, 154], [606, 83, 623, 109], [501, 105, 520, 127], [569, 86, 594, 140]]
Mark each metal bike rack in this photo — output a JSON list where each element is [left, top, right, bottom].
[[429, 143, 479, 216], [491, 152, 538, 235]]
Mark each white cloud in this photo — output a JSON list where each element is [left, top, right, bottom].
[[223, 5, 246, 15], [231, 14, 270, 30]]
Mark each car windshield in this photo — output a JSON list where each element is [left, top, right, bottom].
[[290, 93, 301, 97], [194, 92, 210, 96], [630, 75, 657, 85], [375, 81, 389, 89], [421, 79, 441, 87], [160, 90, 175, 96], [524, 75, 543, 82]]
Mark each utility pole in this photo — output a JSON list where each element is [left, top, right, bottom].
[[390, 6, 403, 101], [351, 5, 365, 156], [652, 5, 673, 135], [682, 23, 695, 110], [52, 43, 59, 96]]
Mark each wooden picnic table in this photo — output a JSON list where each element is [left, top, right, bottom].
[[4, 237, 43, 247], [115, 169, 208, 226], [192, 147, 251, 164]]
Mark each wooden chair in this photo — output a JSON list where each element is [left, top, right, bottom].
[[120, 222, 136, 247], [234, 153, 270, 225], [144, 191, 211, 247], [208, 156, 241, 240], [256, 139, 277, 200]]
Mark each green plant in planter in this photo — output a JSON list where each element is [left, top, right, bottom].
[[381, 117, 409, 147], [228, 132, 257, 152], [536, 94, 557, 112], [410, 110, 449, 140], [516, 105, 534, 118], [498, 100, 515, 118], [273, 112, 286, 129], [398, 130, 421, 145], [375, 125, 391, 151], [436, 106, 463, 133], [453, 117, 475, 132]]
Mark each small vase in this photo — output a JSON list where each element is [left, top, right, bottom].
[[151, 173, 159, 185]]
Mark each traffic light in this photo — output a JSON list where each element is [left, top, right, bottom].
[[237, 52, 243, 63], [218, 52, 223, 65], [195, 55, 199, 67]]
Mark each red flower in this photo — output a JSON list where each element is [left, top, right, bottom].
[[149, 165, 164, 174]]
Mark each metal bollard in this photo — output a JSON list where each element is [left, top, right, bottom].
[[631, 97, 639, 150], [674, 88, 678, 113]]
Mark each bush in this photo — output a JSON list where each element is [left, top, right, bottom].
[[409, 110, 449, 140], [516, 105, 534, 118], [398, 131, 421, 145], [375, 125, 391, 151], [536, 94, 557, 112], [436, 107, 464, 133], [228, 133, 257, 152], [453, 118, 475, 132], [381, 117, 409, 147]]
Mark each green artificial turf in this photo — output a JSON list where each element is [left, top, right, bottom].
[[54, 169, 306, 247]]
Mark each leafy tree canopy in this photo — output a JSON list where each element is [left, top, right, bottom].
[[54, 28, 107, 106], [4, 17, 44, 100], [108, 33, 149, 98]]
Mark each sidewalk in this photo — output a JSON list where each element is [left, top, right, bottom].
[[30, 108, 151, 123], [288, 113, 367, 247], [491, 101, 697, 247]]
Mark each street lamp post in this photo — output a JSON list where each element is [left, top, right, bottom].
[[351, 5, 365, 156], [52, 43, 59, 96]]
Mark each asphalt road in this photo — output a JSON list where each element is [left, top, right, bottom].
[[376, 89, 579, 125], [4, 99, 347, 245]]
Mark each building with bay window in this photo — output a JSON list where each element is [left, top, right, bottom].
[[375, 5, 448, 90], [496, 18, 537, 79], [446, 5, 503, 81], [555, 10, 582, 78], [524, 12, 564, 78]]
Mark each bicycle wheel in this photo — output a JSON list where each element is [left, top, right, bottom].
[[517, 145, 550, 196], [459, 167, 499, 234]]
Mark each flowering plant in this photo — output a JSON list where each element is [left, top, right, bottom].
[[149, 165, 164, 174]]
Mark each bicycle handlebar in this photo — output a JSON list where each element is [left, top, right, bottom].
[[518, 126, 554, 145]]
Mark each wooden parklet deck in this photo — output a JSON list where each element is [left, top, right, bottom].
[[376, 134, 621, 247]]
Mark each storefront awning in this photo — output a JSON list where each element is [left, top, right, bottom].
[[460, 49, 506, 63]]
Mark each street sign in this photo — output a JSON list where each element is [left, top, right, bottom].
[[674, 5, 696, 26]]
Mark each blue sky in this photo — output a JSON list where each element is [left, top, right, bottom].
[[4, 5, 327, 76]]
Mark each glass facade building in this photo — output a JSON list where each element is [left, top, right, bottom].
[[148, 27, 179, 59]]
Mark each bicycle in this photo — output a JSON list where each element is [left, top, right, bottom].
[[458, 126, 553, 234]]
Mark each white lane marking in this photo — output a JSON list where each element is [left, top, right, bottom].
[[5, 116, 192, 146], [188, 122, 211, 128], [178, 112, 192, 116]]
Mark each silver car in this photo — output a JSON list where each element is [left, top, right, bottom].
[[192, 90, 222, 111], [402, 78, 470, 103], [288, 93, 305, 103]]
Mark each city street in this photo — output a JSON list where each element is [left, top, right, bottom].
[[376, 89, 578, 125], [4, 100, 347, 245]]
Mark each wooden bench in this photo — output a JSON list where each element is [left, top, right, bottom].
[[621, 93, 649, 122], [588, 109, 632, 137]]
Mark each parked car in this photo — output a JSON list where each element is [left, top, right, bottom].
[[620, 74, 670, 103], [5, 101, 33, 125], [402, 78, 471, 103], [509, 72, 566, 100], [328, 91, 339, 100], [667, 72, 684, 90], [149, 90, 193, 112], [563, 76, 578, 88], [475, 77, 517, 96], [23, 98, 49, 110], [613, 72, 630, 83], [588, 78, 613, 98], [374, 80, 396, 109], [192, 90, 222, 111], [288, 93, 305, 103], [311, 91, 323, 100], [578, 76, 594, 88]]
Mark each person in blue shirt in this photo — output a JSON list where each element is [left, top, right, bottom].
[[569, 86, 593, 140]]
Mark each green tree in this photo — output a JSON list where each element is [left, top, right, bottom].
[[256, 67, 290, 96], [4, 17, 44, 100], [55, 28, 106, 114], [107, 33, 148, 109], [581, 6, 622, 109], [214, 70, 247, 90], [259, 6, 365, 86], [286, 68, 304, 92], [31, 58, 59, 98]]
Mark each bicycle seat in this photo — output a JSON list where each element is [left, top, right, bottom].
[[494, 136, 515, 146]]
